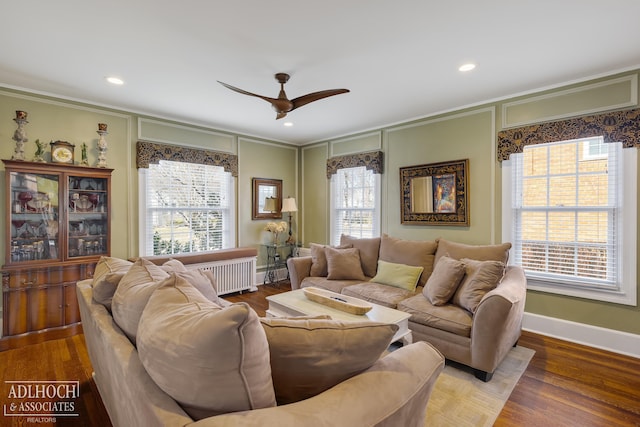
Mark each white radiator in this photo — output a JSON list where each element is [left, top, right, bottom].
[[186, 256, 257, 295]]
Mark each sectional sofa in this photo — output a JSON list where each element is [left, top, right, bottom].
[[287, 234, 527, 381], [77, 250, 445, 427]]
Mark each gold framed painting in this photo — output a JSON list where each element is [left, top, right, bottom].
[[400, 159, 469, 226]]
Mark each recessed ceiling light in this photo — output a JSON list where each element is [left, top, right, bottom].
[[283, 122, 293, 127], [458, 63, 476, 72], [106, 76, 124, 85]]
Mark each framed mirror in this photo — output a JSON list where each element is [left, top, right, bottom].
[[252, 178, 282, 220], [400, 159, 469, 226]]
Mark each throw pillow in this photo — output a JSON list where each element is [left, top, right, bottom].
[[111, 258, 169, 342], [260, 317, 398, 404], [137, 274, 276, 420], [378, 234, 438, 286], [423, 255, 466, 305], [93, 272, 126, 310], [325, 247, 366, 281], [309, 243, 352, 277], [160, 258, 188, 273], [91, 257, 133, 308], [434, 239, 511, 266], [452, 258, 506, 313], [173, 269, 221, 305], [370, 259, 424, 292], [339, 235, 381, 277]]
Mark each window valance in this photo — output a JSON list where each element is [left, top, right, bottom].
[[136, 140, 238, 177], [326, 150, 383, 179], [497, 108, 640, 162]]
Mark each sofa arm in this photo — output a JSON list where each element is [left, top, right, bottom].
[[187, 342, 444, 427], [287, 256, 313, 290], [471, 266, 527, 373]]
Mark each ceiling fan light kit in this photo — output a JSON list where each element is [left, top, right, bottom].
[[218, 73, 349, 119]]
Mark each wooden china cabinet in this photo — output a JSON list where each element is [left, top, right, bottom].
[[1, 159, 112, 350]]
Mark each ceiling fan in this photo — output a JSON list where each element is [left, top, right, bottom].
[[218, 73, 350, 120]]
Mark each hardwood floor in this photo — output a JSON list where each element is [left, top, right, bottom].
[[1, 282, 638, 427]]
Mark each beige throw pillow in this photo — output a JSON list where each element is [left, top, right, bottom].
[[91, 257, 133, 308], [423, 255, 466, 305], [339, 235, 381, 277], [260, 317, 398, 404], [160, 258, 188, 273], [309, 243, 352, 277], [378, 234, 438, 286], [137, 275, 276, 420], [453, 258, 506, 313], [325, 247, 366, 281], [111, 258, 169, 342], [174, 269, 221, 305]]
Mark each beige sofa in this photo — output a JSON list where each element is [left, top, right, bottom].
[[287, 234, 527, 382], [77, 251, 445, 427]]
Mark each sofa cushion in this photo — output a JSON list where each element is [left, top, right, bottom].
[[453, 258, 506, 313], [434, 239, 511, 266], [159, 258, 188, 273], [173, 269, 221, 305], [342, 282, 419, 309], [260, 317, 397, 405], [378, 234, 438, 286], [137, 274, 276, 420], [300, 277, 367, 294], [339, 235, 381, 278], [398, 294, 473, 337], [111, 258, 169, 342], [92, 257, 133, 309], [370, 260, 423, 292], [325, 247, 367, 281], [423, 255, 466, 305], [309, 242, 352, 277]]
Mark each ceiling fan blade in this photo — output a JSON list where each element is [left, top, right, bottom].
[[291, 89, 350, 111], [217, 80, 278, 104]]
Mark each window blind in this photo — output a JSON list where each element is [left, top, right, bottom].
[[144, 160, 234, 256], [330, 166, 380, 245], [512, 137, 622, 289]]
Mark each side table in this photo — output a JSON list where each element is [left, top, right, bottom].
[[262, 244, 292, 285]]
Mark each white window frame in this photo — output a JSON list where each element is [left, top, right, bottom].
[[329, 166, 381, 245], [138, 161, 236, 256], [502, 140, 636, 306]]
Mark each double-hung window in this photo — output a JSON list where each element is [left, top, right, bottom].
[[139, 160, 235, 256], [503, 136, 636, 305], [330, 166, 380, 245]]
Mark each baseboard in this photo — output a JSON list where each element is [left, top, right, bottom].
[[256, 268, 288, 288], [522, 312, 640, 359]]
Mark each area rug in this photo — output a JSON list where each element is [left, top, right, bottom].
[[424, 345, 535, 426]]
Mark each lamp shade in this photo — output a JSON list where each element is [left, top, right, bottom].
[[263, 197, 277, 212], [281, 197, 298, 213]]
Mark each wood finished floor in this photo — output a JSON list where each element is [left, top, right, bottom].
[[0, 282, 638, 427]]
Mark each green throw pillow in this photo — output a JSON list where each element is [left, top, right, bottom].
[[370, 260, 424, 291]]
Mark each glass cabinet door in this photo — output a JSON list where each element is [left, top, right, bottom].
[[67, 176, 109, 258], [9, 171, 60, 263]]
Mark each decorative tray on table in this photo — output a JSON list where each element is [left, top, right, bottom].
[[302, 287, 373, 315]]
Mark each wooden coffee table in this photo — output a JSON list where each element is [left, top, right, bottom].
[[266, 288, 412, 345]]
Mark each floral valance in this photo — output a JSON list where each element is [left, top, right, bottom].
[[136, 140, 238, 176], [326, 150, 383, 179], [497, 108, 640, 162]]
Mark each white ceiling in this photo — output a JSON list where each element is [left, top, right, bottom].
[[2, 1, 640, 145]]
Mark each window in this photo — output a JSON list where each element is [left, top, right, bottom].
[[139, 160, 235, 256], [503, 137, 636, 305], [330, 166, 380, 245]]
